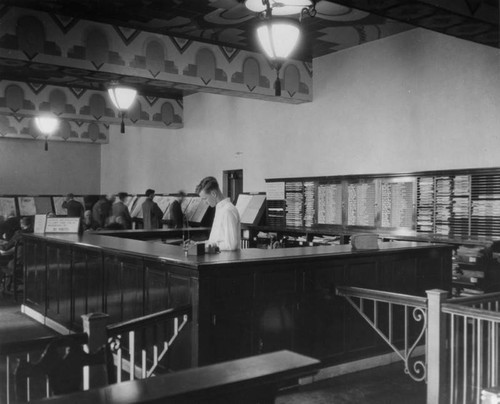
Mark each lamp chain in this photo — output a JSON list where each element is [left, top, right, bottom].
[[44, 135, 48, 151]]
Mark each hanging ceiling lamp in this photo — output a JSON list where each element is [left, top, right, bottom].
[[107, 84, 137, 133], [246, 0, 316, 96], [35, 115, 59, 151], [245, 0, 315, 15]]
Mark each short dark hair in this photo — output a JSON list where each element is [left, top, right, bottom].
[[67, 193, 74, 199], [118, 192, 128, 201], [196, 176, 219, 194], [145, 189, 155, 197]]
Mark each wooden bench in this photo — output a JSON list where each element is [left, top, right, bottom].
[[28, 350, 320, 404]]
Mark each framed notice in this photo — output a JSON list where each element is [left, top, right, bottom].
[[18, 197, 36, 216], [45, 217, 80, 233], [0, 197, 17, 218]]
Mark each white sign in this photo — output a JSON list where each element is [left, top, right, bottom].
[[45, 217, 80, 233], [33, 214, 48, 234]]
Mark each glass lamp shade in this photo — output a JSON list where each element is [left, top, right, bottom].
[[108, 86, 137, 111], [35, 116, 59, 135], [245, 0, 313, 15], [256, 19, 301, 59]]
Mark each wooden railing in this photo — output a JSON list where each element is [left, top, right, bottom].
[[1, 304, 193, 403], [105, 304, 192, 381], [336, 286, 500, 404], [0, 333, 89, 403]]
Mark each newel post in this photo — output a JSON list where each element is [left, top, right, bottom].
[[81, 313, 110, 390], [426, 289, 448, 404]]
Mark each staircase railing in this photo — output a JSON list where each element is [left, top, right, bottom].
[[440, 293, 500, 404], [336, 286, 428, 382], [0, 333, 89, 404], [336, 286, 500, 404], [0, 304, 193, 403], [105, 304, 192, 381]]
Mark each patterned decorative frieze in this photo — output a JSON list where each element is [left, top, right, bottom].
[[0, 6, 312, 104]]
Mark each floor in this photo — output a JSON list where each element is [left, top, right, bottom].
[[276, 362, 426, 404], [0, 295, 426, 403]]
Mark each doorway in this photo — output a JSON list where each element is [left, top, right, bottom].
[[223, 169, 243, 204]]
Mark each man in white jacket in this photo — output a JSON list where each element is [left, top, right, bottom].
[[196, 176, 240, 251]]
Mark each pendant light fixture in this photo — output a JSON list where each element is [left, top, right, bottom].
[[107, 83, 137, 133], [35, 115, 59, 151], [246, 0, 316, 96]]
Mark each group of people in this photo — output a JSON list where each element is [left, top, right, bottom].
[[62, 192, 129, 231], [62, 190, 188, 231], [73, 177, 242, 251], [0, 176, 241, 296]]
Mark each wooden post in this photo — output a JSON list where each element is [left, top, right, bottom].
[[81, 313, 110, 390], [426, 289, 448, 404]]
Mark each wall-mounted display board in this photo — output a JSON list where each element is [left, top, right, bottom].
[[236, 193, 266, 225], [266, 167, 500, 242], [265, 181, 286, 228], [34, 197, 54, 215], [0, 197, 17, 218], [125, 195, 138, 213], [154, 195, 175, 216], [188, 197, 210, 224], [347, 179, 377, 227], [18, 197, 37, 216], [130, 196, 148, 218]]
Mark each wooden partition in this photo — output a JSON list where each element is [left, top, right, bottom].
[[22, 231, 453, 368]]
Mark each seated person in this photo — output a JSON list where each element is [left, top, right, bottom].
[[0, 217, 33, 290], [2, 214, 21, 241], [82, 210, 96, 231]]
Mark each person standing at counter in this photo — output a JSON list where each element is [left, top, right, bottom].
[[142, 189, 164, 229], [92, 194, 112, 229], [169, 191, 185, 229], [112, 192, 132, 229], [196, 176, 240, 251], [62, 193, 84, 218]]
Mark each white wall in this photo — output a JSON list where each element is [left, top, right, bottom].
[[0, 137, 101, 194], [101, 28, 500, 195]]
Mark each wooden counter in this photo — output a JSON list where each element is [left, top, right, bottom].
[[22, 231, 453, 369]]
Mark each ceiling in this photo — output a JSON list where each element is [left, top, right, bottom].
[[0, 0, 498, 98]]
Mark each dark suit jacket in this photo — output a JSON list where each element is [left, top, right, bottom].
[[142, 198, 164, 229], [170, 200, 184, 228], [62, 199, 84, 218], [112, 201, 132, 229]]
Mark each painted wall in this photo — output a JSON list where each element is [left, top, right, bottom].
[[102, 28, 500, 194], [0, 138, 101, 195]]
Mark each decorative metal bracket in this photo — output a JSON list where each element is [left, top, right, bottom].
[[343, 295, 428, 382]]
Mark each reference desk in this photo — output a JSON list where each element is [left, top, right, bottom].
[[22, 231, 453, 369]]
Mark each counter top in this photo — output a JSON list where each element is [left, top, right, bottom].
[[25, 231, 454, 270]]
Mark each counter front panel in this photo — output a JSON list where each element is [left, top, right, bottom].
[[22, 232, 452, 368]]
